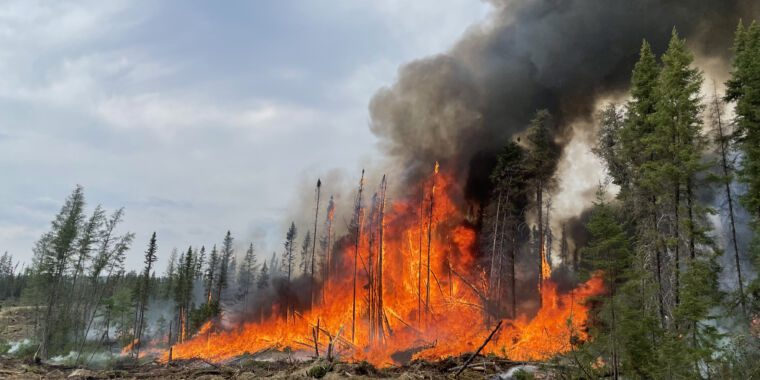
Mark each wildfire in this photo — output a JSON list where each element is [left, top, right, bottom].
[[541, 242, 552, 280], [163, 167, 604, 366]]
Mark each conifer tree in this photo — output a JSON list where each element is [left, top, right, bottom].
[[619, 39, 667, 327], [164, 249, 178, 299], [726, 21, 760, 312], [215, 231, 234, 308], [299, 231, 312, 274], [195, 246, 206, 279], [257, 262, 270, 290], [33, 185, 86, 358], [487, 140, 528, 318], [175, 247, 194, 342], [282, 222, 297, 282], [525, 110, 559, 300], [204, 245, 218, 303], [134, 232, 158, 357], [709, 92, 746, 311], [575, 186, 662, 378], [651, 29, 712, 317], [237, 243, 257, 312]]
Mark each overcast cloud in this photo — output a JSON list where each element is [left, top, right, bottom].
[[0, 1, 490, 271]]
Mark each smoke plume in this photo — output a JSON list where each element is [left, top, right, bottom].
[[369, 0, 757, 198]]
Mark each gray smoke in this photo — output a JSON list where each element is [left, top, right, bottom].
[[369, 0, 758, 194]]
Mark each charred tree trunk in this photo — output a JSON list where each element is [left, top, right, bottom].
[[712, 93, 746, 312], [510, 225, 517, 319], [417, 188, 424, 328], [425, 163, 439, 322], [488, 192, 502, 323], [311, 179, 321, 309], [351, 170, 365, 343], [377, 175, 387, 343], [536, 181, 544, 307]]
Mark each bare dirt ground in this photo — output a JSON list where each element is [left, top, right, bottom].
[[0, 304, 36, 343]]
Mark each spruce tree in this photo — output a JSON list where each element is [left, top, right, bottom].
[[195, 246, 206, 279], [215, 231, 234, 305], [579, 187, 631, 379], [134, 232, 158, 357], [238, 243, 257, 312], [299, 231, 312, 274], [257, 262, 270, 290], [487, 140, 528, 318], [652, 29, 719, 376], [726, 21, 760, 312], [618, 40, 667, 327], [33, 185, 86, 358], [525, 110, 559, 300], [164, 249, 177, 299], [282, 222, 297, 282]]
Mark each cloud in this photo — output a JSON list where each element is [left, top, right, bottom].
[[0, 1, 492, 271], [96, 93, 321, 139]]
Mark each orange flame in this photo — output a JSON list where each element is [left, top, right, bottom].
[[541, 242, 552, 280], [163, 168, 603, 366]]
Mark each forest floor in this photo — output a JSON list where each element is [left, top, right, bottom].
[[0, 354, 545, 379], [0, 302, 546, 378], [0, 304, 36, 343]]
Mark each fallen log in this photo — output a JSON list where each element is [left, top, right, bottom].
[[454, 320, 503, 378]]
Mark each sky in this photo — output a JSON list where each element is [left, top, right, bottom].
[[0, 1, 491, 271]]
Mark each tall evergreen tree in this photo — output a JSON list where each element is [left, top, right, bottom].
[[257, 262, 270, 290], [282, 222, 297, 282], [215, 231, 234, 307], [299, 231, 312, 274], [237, 243, 257, 312], [486, 140, 528, 318], [175, 247, 194, 342], [164, 249, 178, 299], [205, 245, 219, 303], [194, 246, 206, 279], [525, 110, 559, 301], [620, 39, 667, 327], [708, 92, 746, 312], [726, 21, 760, 312], [33, 185, 86, 358], [652, 28, 712, 311], [134, 232, 158, 357]]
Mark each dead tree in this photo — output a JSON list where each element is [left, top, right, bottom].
[[351, 170, 365, 343], [310, 179, 321, 308], [425, 162, 439, 322], [488, 192, 503, 321], [417, 188, 424, 328], [322, 196, 335, 302], [375, 175, 387, 343], [367, 192, 377, 343], [711, 92, 746, 312]]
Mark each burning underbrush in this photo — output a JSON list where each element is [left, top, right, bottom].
[[158, 165, 605, 368]]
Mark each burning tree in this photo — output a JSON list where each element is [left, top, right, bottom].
[[165, 164, 605, 366], [525, 110, 560, 304]]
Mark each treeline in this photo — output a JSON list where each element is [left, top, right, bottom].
[[0, 252, 25, 299], [480, 108, 560, 321], [549, 26, 760, 378], [0, 185, 299, 363]]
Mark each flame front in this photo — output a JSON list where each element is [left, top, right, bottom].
[[166, 168, 604, 366], [541, 242, 552, 280]]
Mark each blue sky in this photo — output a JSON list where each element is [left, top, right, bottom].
[[0, 1, 490, 271]]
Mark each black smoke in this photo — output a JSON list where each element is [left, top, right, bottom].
[[369, 0, 757, 200]]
